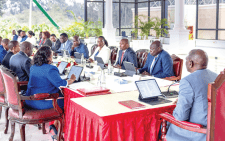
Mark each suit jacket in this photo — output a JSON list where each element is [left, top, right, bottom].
[[70, 43, 89, 59], [138, 50, 174, 78], [25, 64, 66, 110], [42, 38, 52, 48], [57, 40, 73, 54], [0, 45, 7, 64], [21, 35, 28, 42], [13, 34, 18, 41], [2, 51, 14, 69], [166, 69, 218, 141], [9, 51, 31, 82], [115, 47, 138, 69], [51, 39, 61, 51]]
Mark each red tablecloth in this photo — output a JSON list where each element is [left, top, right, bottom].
[[64, 100, 176, 141]]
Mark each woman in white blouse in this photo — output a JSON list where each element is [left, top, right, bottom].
[[26, 31, 37, 46], [89, 36, 111, 64]]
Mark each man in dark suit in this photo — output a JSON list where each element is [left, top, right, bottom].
[[138, 41, 174, 78], [12, 30, 18, 41], [50, 34, 61, 51], [10, 41, 33, 82], [57, 33, 73, 54], [20, 31, 28, 42], [166, 49, 218, 141], [115, 39, 137, 69], [0, 39, 10, 64], [70, 35, 89, 59], [2, 41, 20, 69]]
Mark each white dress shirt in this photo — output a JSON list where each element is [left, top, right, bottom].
[[90, 46, 111, 64]]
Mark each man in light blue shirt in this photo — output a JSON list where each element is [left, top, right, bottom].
[[70, 35, 89, 59], [57, 33, 73, 54]]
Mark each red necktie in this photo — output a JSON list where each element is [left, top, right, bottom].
[[120, 51, 125, 64]]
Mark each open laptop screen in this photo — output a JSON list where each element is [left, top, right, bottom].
[[67, 66, 83, 81], [58, 61, 68, 75], [135, 79, 161, 99]]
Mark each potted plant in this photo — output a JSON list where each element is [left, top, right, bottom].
[[152, 17, 169, 43], [138, 15, 154, 40]]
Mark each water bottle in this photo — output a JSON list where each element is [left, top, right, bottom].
[[81, 53, 84, 65], [63, 50, 66, 59], [101, 69, 106, 88], [108, 60, 112, 75]]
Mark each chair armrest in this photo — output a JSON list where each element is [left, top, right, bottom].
[[158, 112, 207, 134], [164, 76, 178, 81], [20, 93, 59, 101]]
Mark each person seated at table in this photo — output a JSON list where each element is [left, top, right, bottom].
[[10, 41, 33, 82], [165, 49, 217, 141], [138, 41, 174, 78], [0, 39, 10, 64], [50, 34, 61, 51], [70, 35, 89, 59], [20, 31, 28, 42], [17, 30, 22, 42], [88, 36, 111, 64], [25, 46, 76, 110], [12, 30, 18, 41], [57, 33, 73, 54], [37, 31, 42, 45], [39, 31, 52, 48], [2, 41, 20, 69], [114, 39, 137, 69], [25, 31, 36, 46]]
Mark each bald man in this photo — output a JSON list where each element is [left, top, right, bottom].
[[138, 41, 174, 78], [10, 41, 33, 82], [115, 39, 137, 69], [0, 39, 10, 63], [166, 49, 218, 141], [70, 35, 89, 59]]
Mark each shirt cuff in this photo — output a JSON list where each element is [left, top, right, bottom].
[[137, 70, 140, 74]]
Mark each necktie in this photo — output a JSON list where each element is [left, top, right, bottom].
[[150, 57, 157, 75], [120, 51, 125, 64]]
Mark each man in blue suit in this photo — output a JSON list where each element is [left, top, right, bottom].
[[20, 31, 28, 42], [0, 39, 10, 63], [57, 33, 73, 54], [10, 41, 33, 82], [70, 35, 89, 59], [138, 41, 174, 78], [50, 34, 61, 51], [115, 39, 137, 69], [166, 49, 218, 141], [12, 30, 18, 41]]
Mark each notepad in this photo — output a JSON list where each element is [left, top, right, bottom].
[[119, 100, 146, 109], [77, 87, 110, 96]]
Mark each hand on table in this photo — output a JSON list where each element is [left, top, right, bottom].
[[114, 65, 121, 69], [142, 71, 151, 76], [67, 74, 76, 85], [88, 58, 94, 63], [173, 98, 178, 105]]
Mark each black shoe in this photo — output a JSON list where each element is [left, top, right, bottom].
[[49, 125, 58, 135]]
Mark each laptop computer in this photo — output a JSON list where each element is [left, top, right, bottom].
[[74, 52, 82, 64], [135, 79, 172, 105], [65, 66, 83, 82], [58, 61, 68, 75], [123, 61, 136, 76], [95, 56, 106, 69], [59, 50, 70, 56]]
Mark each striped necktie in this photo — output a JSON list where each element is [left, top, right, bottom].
[[120, 51, 125, 64], [150, 57, 157, 75]]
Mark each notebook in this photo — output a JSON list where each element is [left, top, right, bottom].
[[119, 100, 146, 109], [77, 87, 110, 95]]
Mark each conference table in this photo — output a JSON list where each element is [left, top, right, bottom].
[[56, 59, 178, 141]]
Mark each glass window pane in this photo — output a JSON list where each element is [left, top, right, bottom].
[[87, 2, 103, 26], [198, 3, 216, 29], [121, 29, 133, 36], [198, 30, 216, 39], [150, 1, 161, 19], [121, 0, 135, 2], [121, 3, 135, 28], [218, 31, 225, 40], [219, 2, 225, 29], [113, 3, 119, 28]]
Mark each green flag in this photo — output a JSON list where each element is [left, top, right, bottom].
[[33, 0, 60, 29]]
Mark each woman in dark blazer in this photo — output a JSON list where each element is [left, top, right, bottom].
[[39, 31, 52, 48], [25, 46, 76, 110]]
